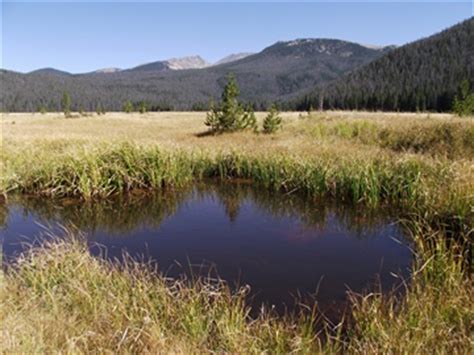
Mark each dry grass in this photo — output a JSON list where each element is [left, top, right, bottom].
[[1, 111, 473, 353], [2, 111, 468, 155]]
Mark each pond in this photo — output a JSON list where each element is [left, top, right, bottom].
[[1, 182, 412, 315]]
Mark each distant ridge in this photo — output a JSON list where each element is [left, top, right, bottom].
[[297, 17, 474, 112], [93, 68, 122, 74], [214, 53, 255, 66], [130, 56, 210, 72], [28, 68, 71, 76], [3, 20, 469, 113], [0, 39, 397, 111]]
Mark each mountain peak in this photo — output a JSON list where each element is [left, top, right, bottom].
[[165, 56, 210, 70], [214, 53, 255, 66], [94, 67, 122, 74], [130, 55, 209, 72]]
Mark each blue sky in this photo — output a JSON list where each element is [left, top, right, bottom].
[[1, 1, 472, 73]]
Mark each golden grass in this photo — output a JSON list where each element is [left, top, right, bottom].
[[1, 111, 473, 353], [1, 111, 468, 155]]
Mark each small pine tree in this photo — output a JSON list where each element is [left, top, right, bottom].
[[240, 105, 258, 132], [219, 74, 243, 131], [123, 100, 134, 113], [139, 101, 148, 114], [96, 103, 104, 116], [262, 104, 282, 134], [61, 91, 71, 117], [204, 101, 220, 131], [453, 80, 474, 117], [38, 105, 47, 114], [204, 74, 257, 133]]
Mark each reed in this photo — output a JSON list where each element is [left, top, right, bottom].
[[3, 142, 472, 232]]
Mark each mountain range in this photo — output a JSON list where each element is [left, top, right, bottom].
[[1, 17, 472, 112], [1, 39, 391, 111], [25, 53, 256, 76], [296, 17, 473, 112]]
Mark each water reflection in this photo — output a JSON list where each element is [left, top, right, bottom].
[[1, 183, 412, 314], [4, 183, 403, 238]]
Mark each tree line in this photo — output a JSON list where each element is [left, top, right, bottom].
[[293, 18, 474, 113]]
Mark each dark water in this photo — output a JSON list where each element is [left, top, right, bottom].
[[0, 183, 412, 314]]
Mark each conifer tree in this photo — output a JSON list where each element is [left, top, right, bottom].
[[38, 105, 47, 114], [204, 74, 257, 133], [96, 103, 104, 115], [123, 100, 134, 113], [61, 91, 71, 117], [139, 101, 148, 114], [262, 104, 282, 134], [453, 80, 474, 117], [204, 100, 220, 131]]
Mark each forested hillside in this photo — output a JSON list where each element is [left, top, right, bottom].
[[0, 40, 388, 112], [295, 18, 474, 112]]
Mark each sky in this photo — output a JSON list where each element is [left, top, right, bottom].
[[1, 1, 472, 73]]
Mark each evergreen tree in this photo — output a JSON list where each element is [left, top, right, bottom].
[[38, 105, 47, 114], [123, 100, 134, 113], [262, 104, 282, 134], [61, 91, 71, 117], [139, 101, 148, 114], [219, 74, 243, 131], [96, 103, 104, 115], [453, 80, 474, 117], [240, 104, 258, 132], [204, 100, 220, 131], [204, 74, 257, 133]]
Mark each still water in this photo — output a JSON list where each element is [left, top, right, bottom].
[[1, 183, 412, 314]]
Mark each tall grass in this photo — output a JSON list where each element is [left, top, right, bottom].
[[347, 230, 473, 353], [3, 143, 472, 233], [1, 112, 472, 352], [307, 116, 474, 158]]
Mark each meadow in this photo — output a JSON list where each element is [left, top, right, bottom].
[[1, 111, 473, 353]]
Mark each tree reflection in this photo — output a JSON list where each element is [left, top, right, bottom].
[[0, 203, 7, 229], [4, 182, 405, 240]]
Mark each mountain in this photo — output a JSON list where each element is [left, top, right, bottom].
[[295, 18, 474, 112], [1, 39, 392, 111], [214, 53, 255, 66], [166, 56, 210, 70], [130, 56, 209, 72], [27, 68, 72, 76], [94, 68, 122, 74]]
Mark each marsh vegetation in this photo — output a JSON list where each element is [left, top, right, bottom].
[[1, 111, 473, 353]]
